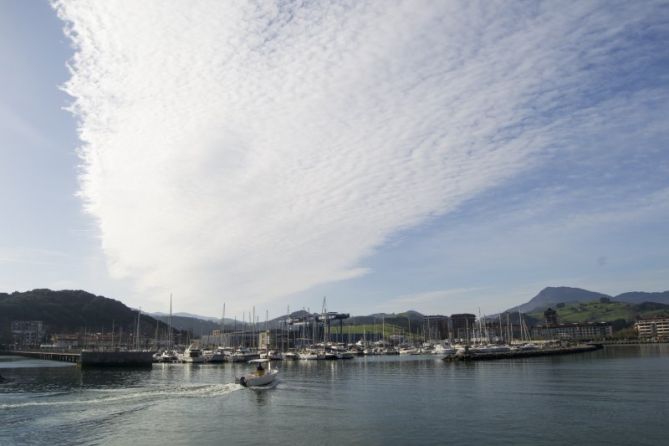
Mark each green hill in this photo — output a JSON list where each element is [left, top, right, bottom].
[[346, 311, 427, 334], [507, 286, 669, 314], [528, 300, 669, 326], [0, 289, 176, 346]]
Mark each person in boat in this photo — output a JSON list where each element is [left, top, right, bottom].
[[256, 362, 265, 376]]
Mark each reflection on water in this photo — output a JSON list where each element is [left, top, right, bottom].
[[1, 345, 668, 446]]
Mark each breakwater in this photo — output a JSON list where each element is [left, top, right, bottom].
[[0, 350, 80, 363], [80, 351, 153, 367], [444, 344, 602, 361], [0, 350, 153, 367]]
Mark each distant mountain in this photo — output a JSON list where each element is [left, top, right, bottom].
[[151, 311, 223, 322], [506, 287, 610, 313], [151, 314, 227, 336], [151, 311, 294, 335], [613, 291, 669, 305]]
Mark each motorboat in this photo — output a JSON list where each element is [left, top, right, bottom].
[[159, 350, 179, 363], [208, 347, 230, 363], [297, 350, 318, 360], [317, 351, 337, 360], [282, 351, 298, 360], [432, 343, 453, 355], [183, 344, 205, 363], [237, 359, 278, 387], [229, 347, 261, 363], [399, 347, 419, 355], [268, 351, 284, 360]]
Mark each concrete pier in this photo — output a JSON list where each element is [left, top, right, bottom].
[[80, 351, 153, 367], [0, 350, 154, 367], [444, 344, 603, 361], [0, 350, 80, 363]]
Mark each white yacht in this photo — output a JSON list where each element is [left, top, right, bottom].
[[297, 350, 318, 360], [159, 350, 179, 363], [399, 347, 420, 355], [282, 351, 299, 360], [229, 347, 260, 363], [183, 345, 205, 363], [432, 343, 456, 356]]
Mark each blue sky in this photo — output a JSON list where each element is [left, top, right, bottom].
[[1, 1, 668, 318]]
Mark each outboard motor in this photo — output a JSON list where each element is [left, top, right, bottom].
[[239, 376, 247, 387]]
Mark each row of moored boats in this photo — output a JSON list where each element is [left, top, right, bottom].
[[154, 340, 539, 363]]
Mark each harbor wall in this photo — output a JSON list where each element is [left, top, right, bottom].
[[445, 344, 602, 361], [0, 350, 80, 363], [80, 351, 153, 367], [0, 350, 154, 367]]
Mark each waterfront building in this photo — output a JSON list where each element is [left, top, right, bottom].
[[10, 320, 44, 347], [450, 313, 476, 341], [423, 315, 449, 340], [531, 322, 612, 340], [635, 317, 669, 339], [49, 333, 80, 349], [47, 332, 118, 350], [201, 330, 258, 348]]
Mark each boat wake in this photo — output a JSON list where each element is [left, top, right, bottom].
[[0, 382, 242, 410]]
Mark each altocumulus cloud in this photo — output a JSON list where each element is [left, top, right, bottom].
[[53, 0, 666, 313]]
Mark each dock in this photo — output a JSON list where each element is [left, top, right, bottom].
[[0, 350, 80, 363], [444, 344, 603, 361], [0, 350, 154, 367]]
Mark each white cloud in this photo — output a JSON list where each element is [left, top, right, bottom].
[[52, 0, 665, 314]]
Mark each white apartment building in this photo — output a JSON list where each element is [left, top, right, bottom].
[[635, 318, 669, 339]]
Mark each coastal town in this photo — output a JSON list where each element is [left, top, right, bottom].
[[3, 289, 667, 367]]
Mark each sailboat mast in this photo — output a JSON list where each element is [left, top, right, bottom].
[[135, 308, 141, 350], [168, 294, 173, 350], [221, 303, 226, 347], [382, 316, 385, 344], [265, 309, 269, 350], [406, 315, 410, 344], [321, 297, 327, 344], [154, 318, 159, 349]]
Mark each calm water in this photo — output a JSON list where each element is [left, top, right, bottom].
[[1, 345, 668, 445]]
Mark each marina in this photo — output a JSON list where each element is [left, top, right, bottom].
[[1, 345, 668, 445], [1, 1, 666, 445]]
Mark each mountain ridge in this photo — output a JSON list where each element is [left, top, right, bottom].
[[505, 286, 669, 314]]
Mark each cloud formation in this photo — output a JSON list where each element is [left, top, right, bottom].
[[53, 0, 667, 314]]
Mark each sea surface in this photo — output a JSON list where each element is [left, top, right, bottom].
[[1, 345, 667, 445]]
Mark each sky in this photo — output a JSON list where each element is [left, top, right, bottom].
[[1, 0, 668, 319]]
